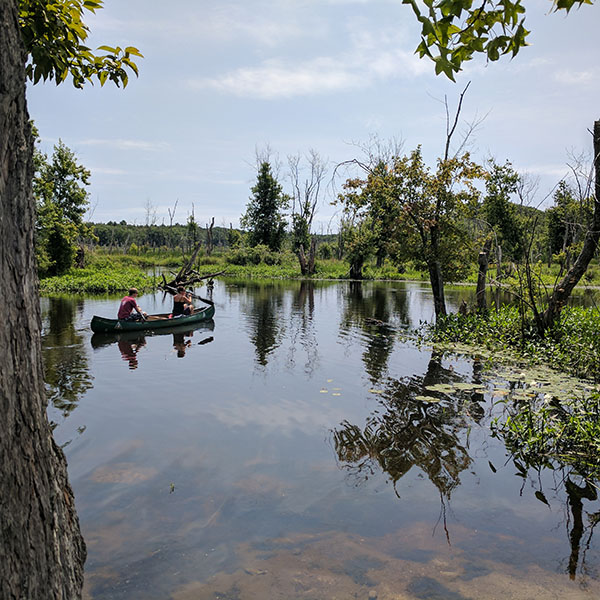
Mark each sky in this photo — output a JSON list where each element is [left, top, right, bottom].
[[26, 0, 600, 231]]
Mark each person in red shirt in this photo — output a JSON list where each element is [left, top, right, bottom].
[[118, 288, 147, 321]]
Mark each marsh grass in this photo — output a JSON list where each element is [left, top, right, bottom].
[[426, 306, 600, 381]]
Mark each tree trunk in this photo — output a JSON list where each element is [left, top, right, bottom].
[[0, 1, 86, 597], [427, 259, 447, 321], [476, 238, 492, 313], [298, 244, 309, 275], [298, 238, 317, 276], [496, 244, 503, 279], [542, 121, 600, 331], [349, 257, 364, 280], [206, 217, 214, 256]]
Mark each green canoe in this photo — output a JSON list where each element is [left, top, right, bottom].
[[90, 304, 215, 333]]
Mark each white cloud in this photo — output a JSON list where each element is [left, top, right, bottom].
[[79, 139, 171, 152], [89, 166, 128, 176], [192, 26, 428, 99], [194, 57, 364, 99], [554, 69, 597, 85]]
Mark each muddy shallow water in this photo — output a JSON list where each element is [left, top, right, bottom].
[[42, 280, 600, 599]]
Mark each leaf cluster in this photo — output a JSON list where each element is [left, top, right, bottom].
[[403, 0, 593, 79], [19, 0, 142, 88]]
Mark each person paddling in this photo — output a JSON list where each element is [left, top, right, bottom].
[[173, 286, 194, 316], [118, 288, 147, 321]]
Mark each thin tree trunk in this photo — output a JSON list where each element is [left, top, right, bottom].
[[427, 228, 447, 321], [496, 244, 503, 279], [428, 259, 447, 321], [542, 121, 600, 331], [206, 217, 214, 256], [0, 2, 86, 596], [476, 238, 492, 313]]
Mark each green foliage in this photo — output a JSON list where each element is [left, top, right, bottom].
[[317, 242, 335, 260], [482, 160, 524, 262], [427, 305, 600, 381], [338, 146, 484, 284], [19, 0, 142, 88], [402, 0, 593, 79], [493, 391, 600, 481], [546, 180, 593, 257], [34, 138, 94, 276], [241, 162, 289, 252], [227, 227, 243, 248], [93, 222, 234, 249], [291, 213, 310, 253], [226, 244, 284, 266], [39, 264, 155, 293]]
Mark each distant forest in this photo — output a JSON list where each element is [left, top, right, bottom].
[[92, 221, 337, 251]]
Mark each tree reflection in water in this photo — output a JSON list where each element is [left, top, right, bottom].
[[287, 281, 319, 376], [332, 351, 472, 539], [229, 280, 285, 368], [41, 296, 93, 418], [339, 282, 410, 383]]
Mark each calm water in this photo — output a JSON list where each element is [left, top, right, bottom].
[[42, 280, 600, 600]]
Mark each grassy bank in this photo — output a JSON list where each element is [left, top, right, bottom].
[[39, 248, 600, 295], [39, 249, 432, 292]]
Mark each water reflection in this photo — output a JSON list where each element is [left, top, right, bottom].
[[41, 296, 93, 417], [332, 351, 472, 504], [340, 282, 410, 382], [91, 321, 215, 367], [287, 280, 319, 375], [40, 281, 600, 597], [228, 280, 285, 367]]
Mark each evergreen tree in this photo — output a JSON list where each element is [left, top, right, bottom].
[[241, 161, 288, 251]]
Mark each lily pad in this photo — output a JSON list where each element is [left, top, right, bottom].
[[415, 395, 441, 403]]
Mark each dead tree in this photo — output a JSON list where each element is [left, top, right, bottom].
[[158, 241, 223, 303], [288, 149, 327, 275], [167, 199, 178, 227], [206, 217, 214, 256], [540, 121, 600, 332]]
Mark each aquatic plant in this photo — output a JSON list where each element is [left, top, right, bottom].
[[425, 306, 600, 381]]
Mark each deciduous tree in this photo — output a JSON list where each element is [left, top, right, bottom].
[[34, 138, 94, 275]]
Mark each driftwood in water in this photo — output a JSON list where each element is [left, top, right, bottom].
[[157, 241, 223, 304]]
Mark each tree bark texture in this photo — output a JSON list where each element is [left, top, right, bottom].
[[542, 121, 600, 331], [0, 1, 86, 597]]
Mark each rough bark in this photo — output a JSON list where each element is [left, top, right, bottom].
[[476, 237, 492, 313], [541, 121, 600, 331], [0, 1, 86, 597]]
